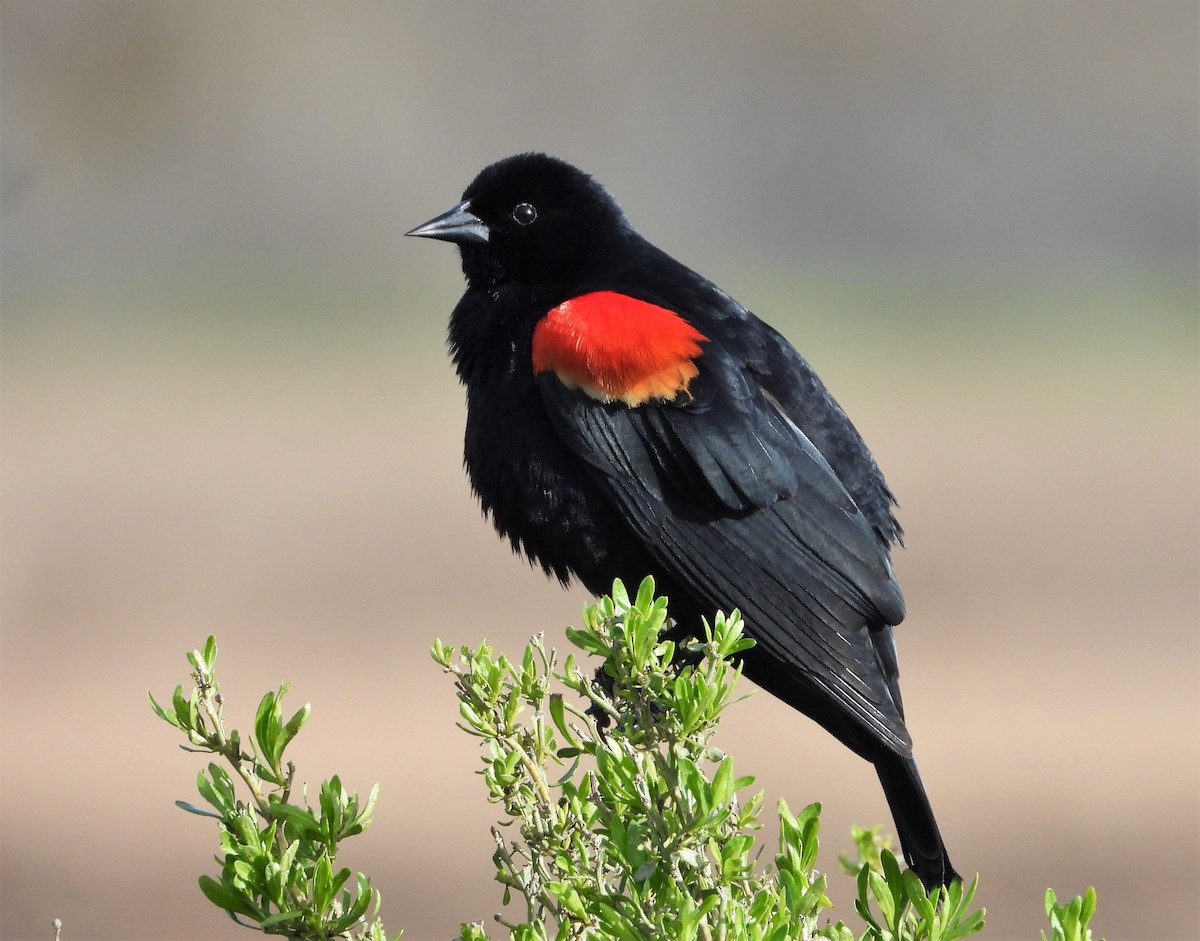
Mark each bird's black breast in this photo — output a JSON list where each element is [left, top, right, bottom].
[[452, 288, 658, 592], [462, 386, 658, 592]]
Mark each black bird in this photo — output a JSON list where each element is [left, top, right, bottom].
[[408, 153, 958, 888]]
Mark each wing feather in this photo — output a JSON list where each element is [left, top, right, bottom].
[[536, 333, 911, 751]]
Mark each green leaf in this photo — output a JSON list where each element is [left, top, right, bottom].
[[565, 625, 609, 658], [548, 881, 587, 919], [171, 684, 193, 731], [330, 865, 353, 902], [633, 575, 657, 612], [258, 910, 304, 929], [711, 756, 734, 807], [905, 869, 935, 924], [855, 864, 883, 932], [278, 702, 311, 758], [548, 693, 581, 752], [198, 875, 262, 921], [174, 800, 222, 819], [431, 638, 454, 667], [254, 688, 281, 770], [593, 901, 643, 941], [331, 873, 376, 931], [313, 853, 335, 915], [148, 690, 182, 729], [228, 810, 262, 852], [269, 802, 321, 837], [610, 578, 630, 610], [350, 782, 380, 832], [319, 775, 346, 842], [201, 636, 218, 671], [195, 767, 234, 816], [1079, 886, 1097, 925], [1043, 885, 1099, 941]]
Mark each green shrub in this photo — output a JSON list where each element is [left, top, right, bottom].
[[152, 578, 1104, 941]]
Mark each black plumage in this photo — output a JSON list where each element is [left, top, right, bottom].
[[408, 152, 958, 888]]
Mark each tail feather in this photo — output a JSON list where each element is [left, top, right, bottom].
[[874, 752, 959, 889]]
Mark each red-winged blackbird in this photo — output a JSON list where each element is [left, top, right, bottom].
[[408, 153, 958, 888]]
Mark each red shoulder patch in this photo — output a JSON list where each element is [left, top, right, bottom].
[[531, 291, 707, 406]]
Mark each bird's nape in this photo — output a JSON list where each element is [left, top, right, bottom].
[[409, 152, 960, 888]]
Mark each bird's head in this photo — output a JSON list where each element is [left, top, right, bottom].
[[407, 153, 630, 286]]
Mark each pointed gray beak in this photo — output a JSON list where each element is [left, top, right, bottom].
[[406, 200, 489, 245]]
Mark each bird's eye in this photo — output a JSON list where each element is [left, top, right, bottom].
[[511, 203, 538, 226]]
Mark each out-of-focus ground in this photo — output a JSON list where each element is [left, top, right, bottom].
[[2, 4, 1197, 940]]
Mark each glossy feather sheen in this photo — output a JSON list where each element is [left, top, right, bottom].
[[532, 291, 707, 405], [415, 152, 957, 889]]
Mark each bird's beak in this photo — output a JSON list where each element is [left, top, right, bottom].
[[405, 200, 489, 245]]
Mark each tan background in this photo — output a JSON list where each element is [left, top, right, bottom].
[[2, 3, 1196, 940]]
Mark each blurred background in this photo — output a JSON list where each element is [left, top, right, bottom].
[[2, 2, 1196, 939]]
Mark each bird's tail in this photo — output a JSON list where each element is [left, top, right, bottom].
[[874, 752, 959, 889]]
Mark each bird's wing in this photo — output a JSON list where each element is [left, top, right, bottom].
[[534, 301, 911, 752]]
